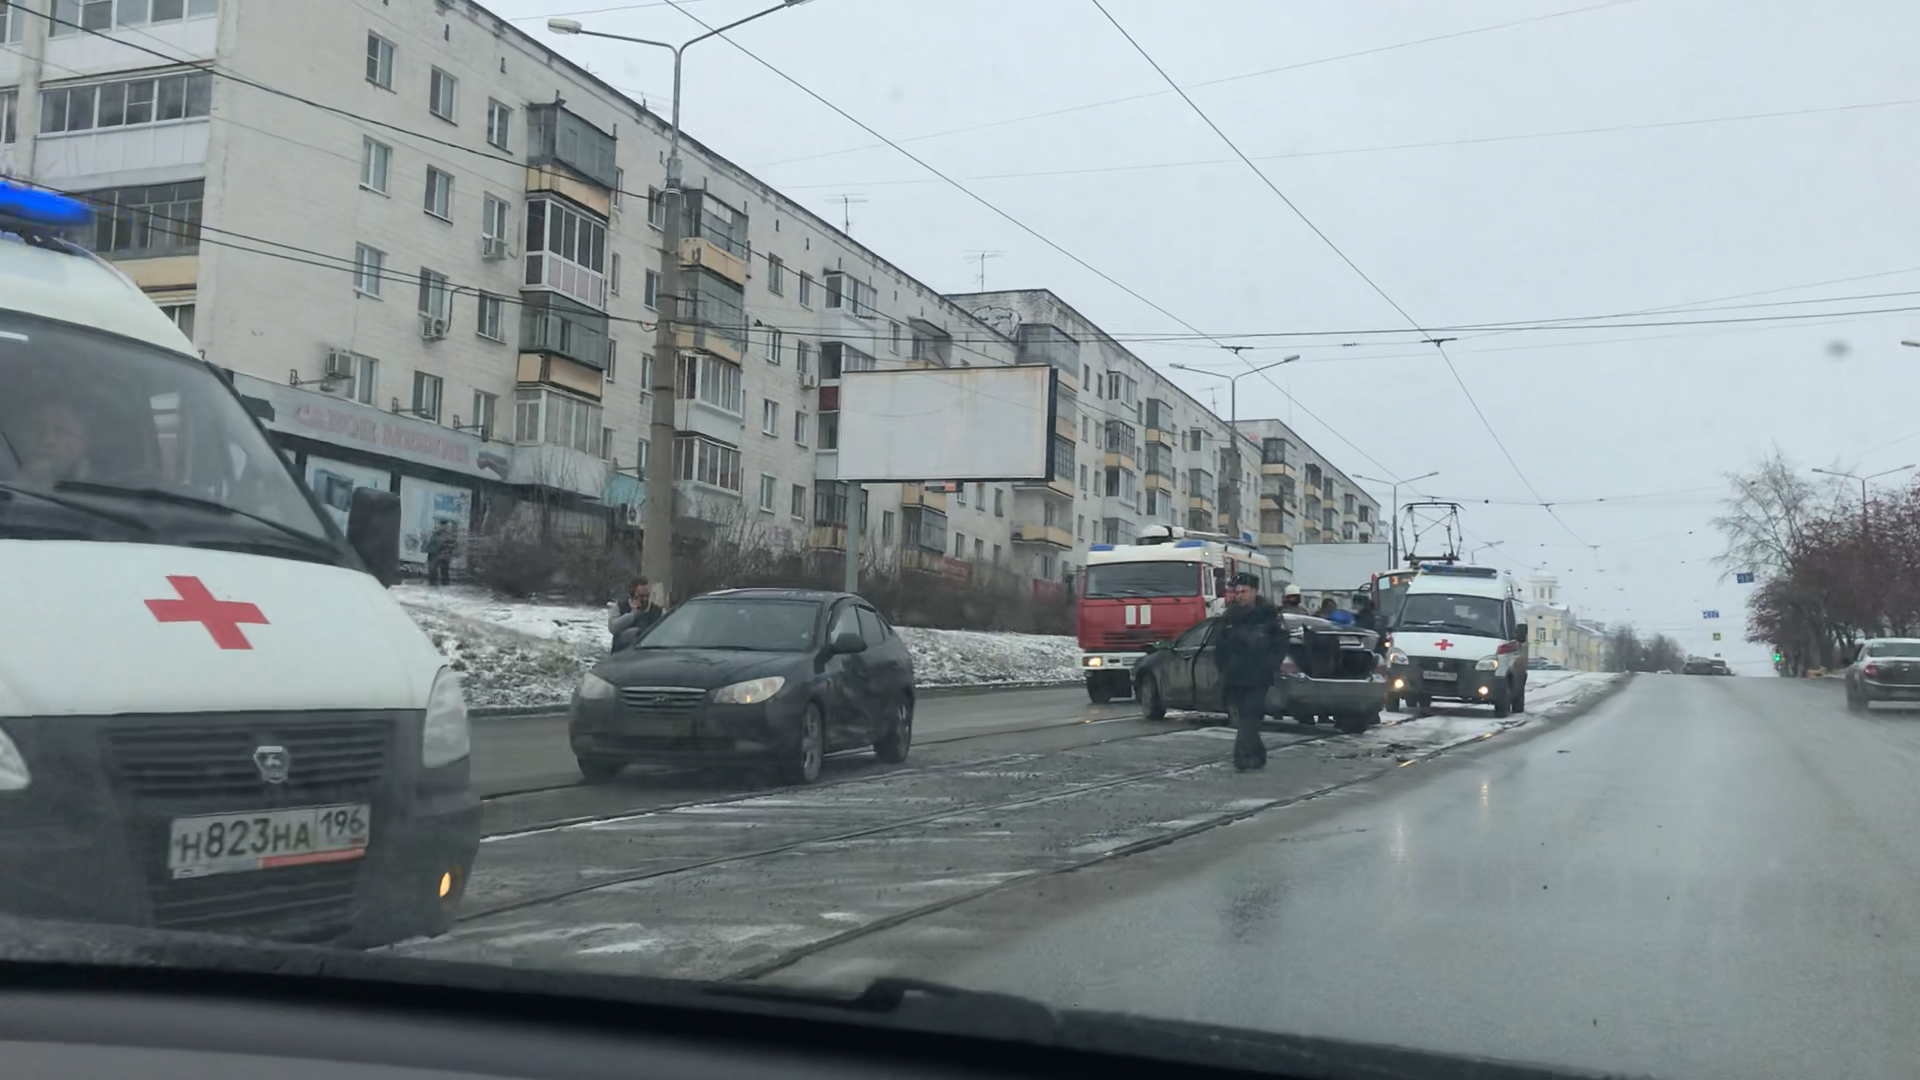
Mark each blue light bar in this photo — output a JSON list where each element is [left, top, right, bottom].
[[1418, 563, 1498, 577], [1173, 539, 1204, 548], [1089, 543, 1114, 551], [0, 183, 93, 227]]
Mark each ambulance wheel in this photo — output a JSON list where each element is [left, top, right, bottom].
[[1491, 683, 1513, 719]]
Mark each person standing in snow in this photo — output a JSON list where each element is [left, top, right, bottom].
[[1215, 572, 1285, 771], [424, 521, 456, 587]]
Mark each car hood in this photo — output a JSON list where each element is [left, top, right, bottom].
[[595, 648, 809, 690], [1391, 629, 1506, 659]]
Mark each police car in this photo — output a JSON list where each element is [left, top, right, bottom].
[[0, 184, 478, 945], [1383, 563, 1529, 716]]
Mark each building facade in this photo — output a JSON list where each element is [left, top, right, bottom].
[[0, 0, 1375, 595], [1524, 575, 1605, 671]]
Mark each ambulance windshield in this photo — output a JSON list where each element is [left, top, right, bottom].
[[0, 310, 332, 547]]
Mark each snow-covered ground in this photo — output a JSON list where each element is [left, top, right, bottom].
[[392, 585, 1080, 710]]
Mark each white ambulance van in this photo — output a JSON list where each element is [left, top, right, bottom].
[[1382, 563, 1529, 716], [0, 184, 477, 945]]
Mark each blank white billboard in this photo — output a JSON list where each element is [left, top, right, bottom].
[[836, 365, 1056, 483]]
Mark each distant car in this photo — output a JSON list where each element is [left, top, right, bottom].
[[1845, 638, 1920, 712], [1134, 613, 1385, 734], [1708, 659, 1732, 676], [1683, 658, 1714, 675], [568, 589, 915, 784]]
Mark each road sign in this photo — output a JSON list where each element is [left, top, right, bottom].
[[1703, 609, 1720, 619], [1712, 631, 1722, 642], [1736, 572, 1755, 584]]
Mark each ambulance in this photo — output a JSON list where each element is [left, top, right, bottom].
[[1382, 563, 1529, 715], [0, 185, 478, 945]]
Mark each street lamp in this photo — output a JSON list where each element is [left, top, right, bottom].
[[1812, 464, 1916, 534], [1168, 355, 1298, 538], [1353, 471, 1440, 567], [1469, 540, 1505, 563], [550, 0, 817, 601]]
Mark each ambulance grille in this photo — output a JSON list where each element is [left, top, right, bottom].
[[103, 718, 392, 799]]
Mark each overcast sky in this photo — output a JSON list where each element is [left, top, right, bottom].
[[496, 0, 1920, 668]]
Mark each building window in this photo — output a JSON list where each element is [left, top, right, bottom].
[[953, 532, 965, 558], [417, 269, 450, 321], [524, 198, 607, 309], [366, 32, 394, 89], [791, 483, 806, 519], [823, 271, 874, 315], [642, 269, 660, 310], [352, 244, 384, 296], [98, 0, 220, 28], [1, 92, 15, 144], [797, 273, 813, 308], [794, 410, 809, 447], [85, 180, 202, 258], [344, 355, 378, 406], [993, 544, 1002, 565], [595, 426, 613, 461], [485, 99, 511, 150], [608, 252, 621, 295], [882, 510, 895, 543], [674, 435, 742, 492], [634, 439, 650, 480], [471, 391, 498, 440], [476, 293, 504, 341], [41, 72, 212, 135], [1077, 514, 1085, 539], [412, 372, 443, 422], [639, 352, 654, 394], [513, 388, 603, 453], [993, 488, 1004, 516], [762, 398, 779, 436], [610, 167, 624, 210], [158, 302, 194, 340], [423, 167, 452, 220], [766, 255, 784, 294], [361, 138, 391, 194], [482, 194, 510, 241], [676, 352, 744, 415], [0, 6, 20, 44], [646, 187, 664, 228], [889, 321, 901, 354], [818, 412, 838, 450], [605, 339, 617, 382], [796, 340, 813, 376], [759, 474, 778, 513], [765, 327, 782, 365], [428, 67, 457, 122], [49, 0, 111, 33]]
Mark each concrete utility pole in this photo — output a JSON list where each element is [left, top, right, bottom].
[[550, 1, 815, 607]]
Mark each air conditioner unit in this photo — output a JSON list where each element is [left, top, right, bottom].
[[800, 373, 819, 390], [624, 504, 642, 527], [420, 315, 449, 341], [481, 236, 514, 260], [323, 348, 355, 379]]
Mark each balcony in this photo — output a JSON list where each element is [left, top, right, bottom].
[[1188, 492, 1214, 511], [679, 235, 747, 288], [1261, 459, 1296, 477], [901, 484, 949, 512], [674, 292, 747, 365], [808, 524, 847, 552], [1101, 449, 1138, 471], [1257, 531, 1293, 552], [1012, 522, 1073, 548], [1144, 471, 1175, 494]]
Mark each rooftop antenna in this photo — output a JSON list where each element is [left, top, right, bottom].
[[828, 193, 867, 234], [963, 250, 1004, 290]]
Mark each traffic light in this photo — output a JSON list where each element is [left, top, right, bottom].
[[1773, 650, 1784, 664]]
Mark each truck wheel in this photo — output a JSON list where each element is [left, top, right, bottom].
[[577, 756, 624, 784], [1088, 677, 1114, 704], [1140, 675, 1167, 720]]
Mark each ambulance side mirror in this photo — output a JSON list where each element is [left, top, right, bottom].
[[347, 488, 402, 587]]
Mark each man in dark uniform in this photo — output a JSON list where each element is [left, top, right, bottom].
[[1215, 572, 1285, 771]]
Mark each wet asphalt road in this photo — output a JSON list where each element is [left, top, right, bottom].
[[469, 685, 1133, 798], [772, 675, 1920, 1080]]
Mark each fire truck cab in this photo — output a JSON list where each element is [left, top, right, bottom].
[[1076, 526, 1273, 703]]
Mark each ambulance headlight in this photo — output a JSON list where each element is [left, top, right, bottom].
[[0, 727, 28, 791], [1476, 656, 1500, 671], [422, 668, 471, 768]]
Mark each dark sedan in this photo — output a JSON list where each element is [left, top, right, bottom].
[[568, 589, 915, 784], [1134, 613, 1385, 733]]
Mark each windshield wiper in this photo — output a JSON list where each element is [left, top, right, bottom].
[[52, 481, 338, 558], [0, 481, 154, 535], [1411, 620, 1494, 636]]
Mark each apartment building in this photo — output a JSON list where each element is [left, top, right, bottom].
[[949, 290, 1380, 584], [1523, 575, 1605, 671], [0, 0, 1022, 578]]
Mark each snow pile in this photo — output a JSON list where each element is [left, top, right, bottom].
[[392, 585, 1080, 709]]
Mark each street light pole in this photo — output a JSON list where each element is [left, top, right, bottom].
[[1354, 471, 1440, 567], [1811, 464, 1916, 537], [1168, 354, 1298, 539], [550, 1, 815, 606]]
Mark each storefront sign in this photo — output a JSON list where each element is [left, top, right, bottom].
[[232, 373, 506, 481]]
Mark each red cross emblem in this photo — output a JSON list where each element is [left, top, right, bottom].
[[1434, 639, 1455, 651], [145, 575, 269, 650]]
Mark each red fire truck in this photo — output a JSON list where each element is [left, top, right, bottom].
[[1076, 526, 1273, 703]]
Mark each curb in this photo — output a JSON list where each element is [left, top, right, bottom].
[[469, 678, 1083, 720], [1539, 670, 1632, 722]]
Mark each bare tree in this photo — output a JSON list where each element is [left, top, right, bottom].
[[1712, 449, 1817, 582]]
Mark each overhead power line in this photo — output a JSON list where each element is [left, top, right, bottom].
[[1087, 0, 1593, 555]]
